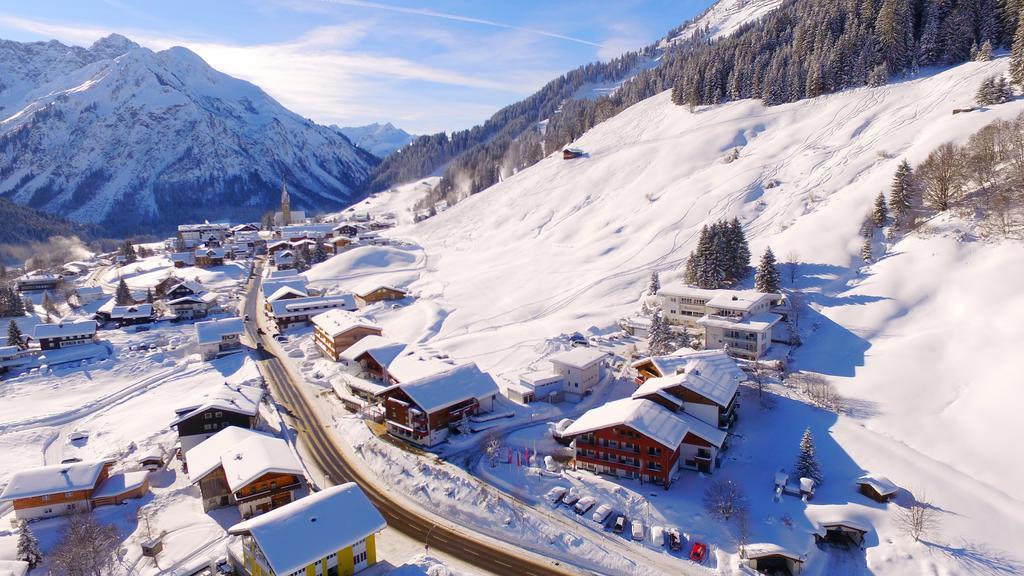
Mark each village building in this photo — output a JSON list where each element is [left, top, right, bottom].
[[354, 285, 408, 309], [658, 285, 786, 360], [0, 459, 148, 520], [109, 304, 156, 326], [178, 223, 231, 247], [339, 335, 450, 385], [0, 345, 25, 373], [631, 349, 746, 429], [379, 363, 499, 447], [548, 348, 608, 401], [170, 252, 196, 268], [185, 426, 304, 517], [267, 294, 356, 331], [195, 247, 227, 268], [813, 519, 870, 547], [195, 317, 245, 360], [261, 274, 309, 303], [15, 272, 60, 293], [231, 223, 260, 234], [33, 320, 97, 350], [166, 292, 220, 320], [312, 309, 383, 361], [272, 249, 295, 270], [72, 285, 105, 305], [334, 223, 368, 237], [560, 397, 727, 485], [172, 382, 264, 453], [855, 475, 899, 503], [273, 183, 305, 226], [277, 223, 336, 241], [229, 482, 386, 576], [740, 544, 804, 575], [506, 370, 565, 404], [324, 236, 353, 254]]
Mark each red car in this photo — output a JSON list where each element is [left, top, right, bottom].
[[689, 542, 707, 563]]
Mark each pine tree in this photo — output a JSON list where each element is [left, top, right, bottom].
[[977, 39, 994, 61], [861, 237, 874, 262], [996, 75, 1014, 103], [889, 159, 914, 224], [115, 279, 132, 306], [15, 519, 42, 568], [42, 291, 58, 317], [313, 242, 327, 264], [1012, 12, 1024, 86], [917, 0, 943, 67], [648, 271, 660, 295], [794, 427, 823, 484], [755, 247, 781, 293], [872, 191, 888, 227], [976, 75, 996, 105], [684, 252, 698, 285], [727, 218, 751, 282], [647, 309, 673, 356], [145, 288, 154, 304], [122, 240, 138, 264], [8, 320, 23, 347]]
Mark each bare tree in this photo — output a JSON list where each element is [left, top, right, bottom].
[[787, 371, 847, 413], [484, 432, 503, 468], [49, 511, 121, 576], [895, 490, 941, 543], [703, 478, 749, 522], [784, 251, 799, 285], [748, 360, 767, 397], [917, 143, 965, 212]]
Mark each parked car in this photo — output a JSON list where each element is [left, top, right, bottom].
[[613, 516, 626, 533], [545, 486, 568, 505], [631, 520, 645, 541], [60, 457, 83, 464], [690, 542, 708, 563], [666, 527, 683, 551], [591, 504, 612, 524], [574, 496, 597, 515], [562, 491, 580, 507], [68, 430, 89, 442], [650, 525, 665, 547], [274, 334, 287, 343], [569, 332, 588, 347], [215, 558, 233, 575]]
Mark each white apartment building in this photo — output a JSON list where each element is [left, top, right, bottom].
[[658, 285, 785, 360]]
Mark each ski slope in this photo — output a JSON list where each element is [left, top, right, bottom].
[[332, 57, 1024, 574]]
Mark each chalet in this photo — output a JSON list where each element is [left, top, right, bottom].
[[185, 427, 305, 517], [195, 248, 226, 268], [15, 273, 59, 293], [273, 249, 296, 270], [166, 293, 219, 320], [631, 349, 746, 429], [548, 348, 608, 401], [0, 459, 148, 520], [339, 335, 450, 384], [229, 483, 386, 576], [170, 252, 196, 268], [278, 223, 336, 241], [855, 475, 898, 503], [152, 275, 184, 298], [740, 544, 804, 575], [196, 317, 245, 360], [261, 274, 309, 303], [172, 383, 264, 453], [72, 285, 105, 305], [266, 240, 292, 255], [109, 304, 155, 326], [312, 309, 383, 361], [354, 285, 408, 308], [658, 285, 786, 359], [267, 294, 356, 331], [814, 519, 870, 547], [33, 320, 97, 350], [379, 363, 499, 447], [178, 223, 230, 246], [231, 223, 260, 234], [325, 236, 353, 254], [561, 397, 727, 485], [563, 147, 584, 159], [334, 223, 367, 237]]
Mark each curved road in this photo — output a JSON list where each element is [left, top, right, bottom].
[[241, 261, 577, 576]]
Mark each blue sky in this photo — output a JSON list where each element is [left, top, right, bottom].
[[0, 1, 712, 133]]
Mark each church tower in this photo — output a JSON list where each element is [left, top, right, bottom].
[[280, 182, 291, 225]]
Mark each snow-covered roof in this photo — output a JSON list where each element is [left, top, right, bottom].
[[390, 363, 499, 413], [33, 320, 96, 339], [185, 427, 302, 492], [742, 543, 803, 561], [266, 269, 299, 279], [562, 398, 690, 450], [340, 335, 450, 382], [74, 286, 104, 297], [195, 317, 244, 345], [172, 382, 263, 425], [677, 410, 727, 447], [179, 223, 229, 232], [520, 370, 564, 386], [270, 295, 356, 318], [228, 483, 386, 576], [196, 247, 226, 258], [856, 474, 898, 496], [816, 518, 871, 534], [0, 459, 114, 501], [354, 284, 407, 298], [657, 284, 720, 299], [631, 348, 746, 380], [168, 280, 206, 295], [262, 277, 308, 299], [97, 297, 117, 315], [16, 272, 59, 282], [273, 251, 295, 264], [91, 471, 148, 499], [170, 252, 195, 264], [706, 289, 779, 311], [110, 304, 153, 319], [697, 312, 781, 331], [633, 354, 741, 408], [311, 309, 382, 338], [340, 334, 403, 363], [548, 348, 607, 370], [0, 345, 21, 359], [266, 285, 308, 303]]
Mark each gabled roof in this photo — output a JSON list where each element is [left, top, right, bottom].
[[742, 543, 803, 562], [110, 304, 154, 319], [262, 277, 309, 300], [340, 335, 405, 365], [340, 335, 450, 382], [855, 475, 898, 496], [632, 349, 744, 408], [311, 309, 382, 339], [387, 363, 498, 413], [195, 317, 244, 345], [167, 280, 206, 295], [270, 295, 356, 318], [548, 348, 607, 370], [196, 247, 226, 258], [266, 269, 299, 279], [677, 410, 727, 447], [354, 284, 408, 298], [185, 427, 302, 493], [228, 483, 386, 576], [73, 286, 104, 297], [170, 252, 195, 263], [171, 383, 263, 426], [266, 286, 308, 303], [562, 398, 690, 450], [33, 320, 96, 339], [0, 459, 114, 501]]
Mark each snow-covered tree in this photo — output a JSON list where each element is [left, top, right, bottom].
[[1012, 14, 1024, 86], [313, 242, 328, 264], [754, 247, 781, 293], [8, 319, 23, 347], [647, 271, 660, 295], [794, 427, 823, 484], [115, 278, 133, 306], [889, 159, 914, 224], [703, 478, 749, 522], [684, 253, 698, 285], [21, 296, 34, 316], [860, 237, 874, 262], [15, 519, 42, 568], [42, 290, 58, 317], [872, 191, 888, 227], [977, 39, 994, 61], [647, 309, 673, 356]]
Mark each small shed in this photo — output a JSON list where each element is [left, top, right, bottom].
[[855, 475, 898, 503], [137, 449, 165, 471], [799, 477, 816, 500], [141, 537, 163, 558], [814, 519, 870, 547], [563, 148, 584, 160], [742, 544, 804, 574]]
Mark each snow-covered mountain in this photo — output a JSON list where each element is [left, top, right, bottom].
[[0, 34, 378, 235], [337, 122, 415, 158]]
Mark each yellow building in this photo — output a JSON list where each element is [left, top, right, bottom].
[[228, 482, 386, 576]]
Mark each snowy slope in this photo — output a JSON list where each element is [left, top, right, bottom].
[[326, 57, 1024, 573], [336, 122, 416, 158], [662, 0, 784, 44], [0, 34, 377, 235]]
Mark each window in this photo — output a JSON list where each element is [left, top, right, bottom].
[[205, 412, 213, 420], [215, 411, 223, 417], [204, 423, 213, 431], [41, 494, 49, 502], [647, 446, 661, 457], [66, 503, 75, 509], [354, 550, 368, 564]]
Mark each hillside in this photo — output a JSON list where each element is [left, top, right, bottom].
[[0, 34, 377, 236], [333, 58, 1024, 574], [337, 122, 416, 158]]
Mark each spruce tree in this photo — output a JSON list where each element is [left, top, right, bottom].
[[794, 427, 823, 484], [647, 310, 673, 356], [42, 290, 58, 317], [728, 218, 751, 283], [8, 320, 23, 347], [872, 191, 888, 227], [122, 240, 138, 264], [997, 75, 1013, 103], [15, 519, 42, 569], [647, 271, 660, 295], [115, 279, 132, 306], [861, 237, 874, 262], [977, 39, 994, 61], [889, 159, 914, 224], [684, 252, 698, 285], [1012, 12, 1024, 86], [976, 76, 996, 106], [313, 242, 327, 264], [755, 247, 781, 293]]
